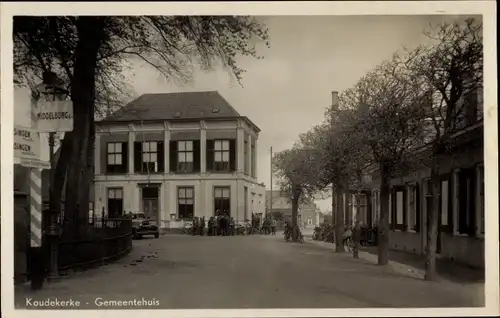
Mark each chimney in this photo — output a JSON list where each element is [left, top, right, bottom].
[[331, 91, 339, 110]]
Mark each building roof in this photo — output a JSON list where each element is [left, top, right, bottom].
[[101, 91, 241, 122]]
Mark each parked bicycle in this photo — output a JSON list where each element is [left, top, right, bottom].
[[284, 225, 304, 243]]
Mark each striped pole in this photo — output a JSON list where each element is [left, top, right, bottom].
[[30, 92, 43, 247]]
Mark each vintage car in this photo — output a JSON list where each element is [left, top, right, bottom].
[[131, 212, 160, 239]]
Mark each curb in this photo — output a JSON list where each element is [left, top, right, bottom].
[[305, 238, 425, 280]]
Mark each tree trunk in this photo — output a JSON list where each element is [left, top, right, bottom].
[[331, 185, 336, 226], [335, 186, 345, 253], [291, 192, 299, 242], [377, 160, 391, 265], [425, 160, 441, 281], [62, 17, 106, 239], [49, 134, 73, 213]]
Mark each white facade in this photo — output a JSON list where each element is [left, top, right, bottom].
[[94, 118, 266, 227]]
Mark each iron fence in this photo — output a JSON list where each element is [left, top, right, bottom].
[[55, 215, 132, 271]]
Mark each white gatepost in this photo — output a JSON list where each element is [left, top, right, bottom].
[[29, 95, 43, 247]]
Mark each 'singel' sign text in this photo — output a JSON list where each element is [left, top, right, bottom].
[[14, 126, 40, 160]]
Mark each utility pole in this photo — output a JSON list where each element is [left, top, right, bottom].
[[269, 146, 273, 219]]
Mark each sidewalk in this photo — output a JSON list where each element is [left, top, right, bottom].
[[305, 238, 484, 285]]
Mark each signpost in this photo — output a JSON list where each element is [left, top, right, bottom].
[[35, 99, 74, 133], [24, 72, 73, 286]]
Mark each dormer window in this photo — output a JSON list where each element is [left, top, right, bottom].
[[174, 111, 181, 118], [212, 108, 219, 113]]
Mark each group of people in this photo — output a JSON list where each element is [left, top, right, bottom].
[[249, 213, 277, 235], [190, 210, 239, 236], [189, 212, 280, 236]]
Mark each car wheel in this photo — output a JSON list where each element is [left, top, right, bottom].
[[154, 233, 159, 238]]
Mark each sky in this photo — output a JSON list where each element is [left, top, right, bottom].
[[14, 15, 463, 212]]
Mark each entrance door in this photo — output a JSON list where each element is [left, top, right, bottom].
[[214, 187, 230, 216], [142, 186, 159, 221]]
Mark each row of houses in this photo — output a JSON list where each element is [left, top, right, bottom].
[[333, 88, 485, 269]]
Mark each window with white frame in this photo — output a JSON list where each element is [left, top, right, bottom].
[[214, 140, 230, 172], [396, 190, 404, 228], [142, 141, 158, 172], [107, 188, 123, 218], [107, 142, 126, 173], [178, 187, 194, 219], [177, 141, 194, 173]]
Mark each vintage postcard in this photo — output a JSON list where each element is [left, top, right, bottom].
[[1, 1, 498, 317]]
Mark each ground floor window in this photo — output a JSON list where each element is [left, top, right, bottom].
[[458, 168, 475, 235], [395, 189, 404, 230], [214, 187, 230, 216], [178, 187, 194, 219], [107, 188, 123, 218], [407, 183, 419, 232]]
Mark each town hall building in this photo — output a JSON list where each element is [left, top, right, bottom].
[[93, 91, 266, 229]]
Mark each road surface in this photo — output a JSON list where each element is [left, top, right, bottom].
[[15, 234, 483, 309]]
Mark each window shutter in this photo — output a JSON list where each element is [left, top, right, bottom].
[[229, 139, 236, 171], [390, 188, 395, 230], [448, 176, 453, 232], [402, 187, 408, 231], [134, 142, 142, 173], [193, 140, 201, 172], [157, 141, 164, 172], [469, 170, 477, 236], [415, 183, 421, 232], [122, 142, 128, 173], [170, 141, 177, 173], [206, 140, 214, 171]]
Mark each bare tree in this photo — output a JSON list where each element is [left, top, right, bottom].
[[14, 16, 270, 238], [273, 147, 319, 242], [404, 18, 483, 280], [344, 54, 429, 265], [297, 100, 370, 252]]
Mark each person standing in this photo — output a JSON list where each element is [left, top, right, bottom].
[[199, 216, 205, 236], [216, 210, 222, 236], [271, 218, 277, 235]]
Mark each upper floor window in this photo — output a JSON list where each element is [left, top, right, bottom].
[[178, 141, 194, 173], [107, 142, 127, 173], [214, 140, 230, 172], [142, 141, 158, 172], [134, 141, 163, 173]]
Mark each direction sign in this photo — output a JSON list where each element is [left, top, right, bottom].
[[15, 157, 50, 169], [14, 126, 40, 161], [36, 99, 74, 132]]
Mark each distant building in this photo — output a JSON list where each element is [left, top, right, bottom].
[[265, 190, 321, 228], [94, 91, 266, 228]]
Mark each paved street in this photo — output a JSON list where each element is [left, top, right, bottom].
[[15, 234, 484, 309]]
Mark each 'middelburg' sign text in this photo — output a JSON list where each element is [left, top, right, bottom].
[[36, 100, 74, 132]]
